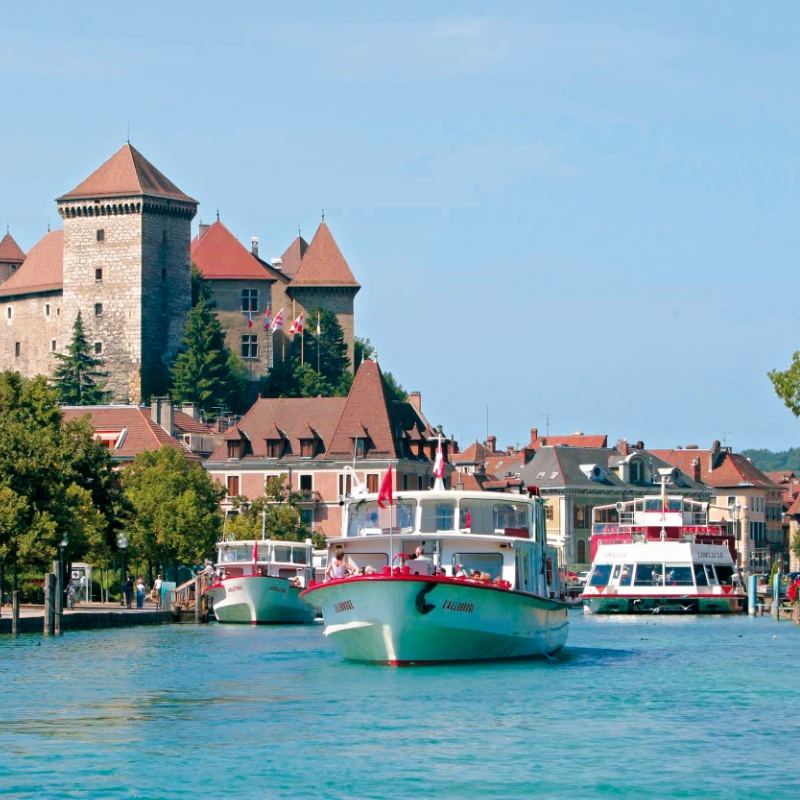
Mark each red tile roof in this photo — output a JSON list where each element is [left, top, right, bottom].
[[787, 493, 800, 516], [58, 144, 197, 204], [650, 449, 779, 489], [62, 406, 200, 461], [173, 411, 214, 436], [0, 233, 25, 263], [531, 433, 608, 449], [454, 441, 488, 464], [279, 236, 308, 279], [327, 360, 396, 458], [485, 452, 525, 477], [191, 221, 278, 281], [208, 397, 347, 461], [290, 222, 360, 288], [0, 230, 63, 297]]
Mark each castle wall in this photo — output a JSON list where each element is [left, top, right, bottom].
[[0, 291, 63, 377], [208, 278, 274, 379], [286, 287, 357, 368]]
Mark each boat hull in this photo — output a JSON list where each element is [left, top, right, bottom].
[[583, 594, 745, 615], [302, 576, 569, 665], [204, 576, 315, 624]]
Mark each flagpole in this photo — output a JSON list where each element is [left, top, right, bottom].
[[317, 314, 321, 374]]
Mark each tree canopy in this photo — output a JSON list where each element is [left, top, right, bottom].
[[52, 311, 110, 405]]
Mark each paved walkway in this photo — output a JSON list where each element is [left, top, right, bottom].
[[1, 600, 165, 619], [0, 600, 173, 634]]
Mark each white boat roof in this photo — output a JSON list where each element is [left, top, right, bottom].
[[594, 540, 735, 563]]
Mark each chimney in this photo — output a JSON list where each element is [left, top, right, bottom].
[[408, 391, 422, 412], [161, 400, 174, 436], [691, 457, 701, 482], [487, 435, 497, 453], [151, 397, 159, 425], [270, 257, 283, 271], [181, 403, 199, 420], [530, 428, 538, 444], [617, 438, 629, 457], [251, 236, 259, 258], [709, 440, 721, 472], [198, 223, 210, 238]]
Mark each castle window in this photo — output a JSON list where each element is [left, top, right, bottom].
[[96, 229, 105, 242], [95, 268, 103, 282], [95, 303, 103, 316], [241, 334, 258, 360], [241, 289, 259, 313], [45, 304, 51, 317], [6, 306, 11, 320], [57, 307, 60, 316], [94, 342, 102, 354], [51, 340, 57, 352], [161, 268, 166, 282], [14, 342, 20, 357]]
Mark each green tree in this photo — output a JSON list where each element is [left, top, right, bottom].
[[354, 336, 375, 371], [303, 308, 351, 386], [170, 270, 247, 415], [295, 363, 333, 397], [51, 311, 110, 405], [261, 357, 302, 398], [383, 371, 408, 402], [769, 353, 800, 418], [121, 446, 224, 577]]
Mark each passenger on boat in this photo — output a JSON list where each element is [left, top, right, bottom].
[[470, 570, 481, 579], [455, 565, 467, 577], [325, 548, 357, 581], [480, 572, 491, 582]]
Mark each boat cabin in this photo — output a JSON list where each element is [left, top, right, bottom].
[[329, 491, 562, 597], [215, 539, 314, 586]]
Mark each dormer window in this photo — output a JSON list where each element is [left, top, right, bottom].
[[354, 437, 367, 458], [630, 459, 644, 483], [227, 441, 242, 460], [300, 438, 316, 458], [266, 440, 283, 459]]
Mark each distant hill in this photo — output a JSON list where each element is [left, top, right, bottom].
[[741, 448, 800, 473]]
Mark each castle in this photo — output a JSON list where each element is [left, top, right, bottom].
[[0, 144, 359, 404]]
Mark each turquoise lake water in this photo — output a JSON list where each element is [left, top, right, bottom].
[[1, 612, 799, 799]]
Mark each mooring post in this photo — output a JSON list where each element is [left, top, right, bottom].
[[772, 571, 781, 621], [747, 575, 757, 617], [44, 573, 56, 635], [54, 560, 63, 636], [194, 576, 202, 624], [11, 590, 19, 635]]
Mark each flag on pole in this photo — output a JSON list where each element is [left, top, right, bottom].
[[252, 540, 259, 574], [377, 464, 393, 509], [288, 312, 304, 336], [433, 438, 445, 480], [247, 310, 254, 329], [465, 509, 472, 529], [263, 307, 271, 330], [271, 308, 285, 332], [316, 314, 321, 336]]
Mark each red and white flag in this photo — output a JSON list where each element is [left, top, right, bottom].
[[377, 464, 393, 509], [433, 438, 445, 480], [263, 307, 271, 330], [247, 310, 254, 329], [271, 308, 285, 332], [252, 540, 259, 574], [288, 313, 304, 336]]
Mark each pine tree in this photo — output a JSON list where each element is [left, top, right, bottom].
[[303, 307, 351, 386], [52, 311, 110, 405]]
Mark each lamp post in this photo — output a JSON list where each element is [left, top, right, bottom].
[[117, 533, 128, 606], [58, 534, 68, 615]]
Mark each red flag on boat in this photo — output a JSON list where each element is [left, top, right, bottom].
[[263, 307, 271, 330], [377, 464, 393, 509], [465, 509, 472, 528], [433, 438, 445, 480], [252, 540, 259, 574], [247, 310, 254, 329]]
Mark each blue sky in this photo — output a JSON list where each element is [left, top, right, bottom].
[[3, 1, 800, 452]]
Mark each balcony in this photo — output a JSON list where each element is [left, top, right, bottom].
[[297, 490, 323, 505]]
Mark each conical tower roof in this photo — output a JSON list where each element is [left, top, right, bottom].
[[0, 232, 25, 264], [57, 143, 197, 203], [290, 222, 359, 288], [279, 235, 308, 279]]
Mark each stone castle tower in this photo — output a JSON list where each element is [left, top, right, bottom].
[[56, 144, 197, 403]]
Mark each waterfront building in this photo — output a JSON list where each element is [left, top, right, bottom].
[[204, 359, 454, 539], [651, 442, 785, 572], [62, 399, 221, 463], [519, 441, 711, 572]]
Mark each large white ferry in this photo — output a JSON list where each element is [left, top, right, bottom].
[[300, 483, 569, 665], [581, 488, 746, 615], [204, 539, 316, 624]]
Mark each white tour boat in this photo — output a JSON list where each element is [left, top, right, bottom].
[[204, 539, 316, 624], [300, 481, 569, 665], [581, 489, 746, 615]]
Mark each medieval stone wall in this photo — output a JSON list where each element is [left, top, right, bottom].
[[0, 291, 63, 377], [286, 287, 356, 368]]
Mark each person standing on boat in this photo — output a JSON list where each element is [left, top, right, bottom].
[[326, 548, 356, 581]]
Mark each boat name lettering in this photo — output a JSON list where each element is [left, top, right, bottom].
[[695, 551, 725, 559], [334, 600, 354, 613], [228, 586, 243, 593], [603, 551, 628, 559], [269, 586, 287, 594], [442, 600, 475, 613]]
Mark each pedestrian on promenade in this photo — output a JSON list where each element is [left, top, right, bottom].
[[153, 574, 163, 609], [66, 581, 76, 610], [136, 576, 146, 609], [124, 576, 134, 609]]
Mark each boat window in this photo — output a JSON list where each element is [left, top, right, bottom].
[[694, 564, 708, 586], [349, 553, 389, 571], [635, 564, 664, 586], [292, 548, 308, 564], [394, 499, 417, 530], [619, 565, 633, 586], [255, 544, 269, 562], [611, 564, 621, 580], [644, 499, 662, 512], [220, 547, 252, 563], [705, 565, 718, 585], [715, 565, 734, 585], [666, 499, 682, 512], [452, 552, 503, 580], [273, 545, 291, 563], [348, 501, 392, 535], [664, 566, 694, 586], [421, 500, 456, 533], [589, 564, 613, 586], [458, 499, 494, 534], [494, 502, 529, 534], [594, 507, 619, 523]]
